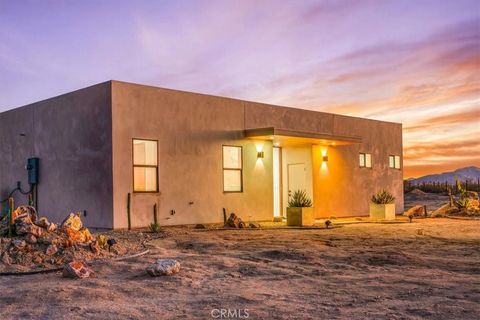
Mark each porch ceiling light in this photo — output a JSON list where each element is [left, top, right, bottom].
[[257, 151, 265, 158]]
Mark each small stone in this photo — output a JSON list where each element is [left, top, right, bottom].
[[39, 236, 58, 245], [249, 223, 260, 229], [89, 241, 100, 254], [47, 223, 57, 232], [1, 251, 12, 265], [34, 217, 50, 228], [46, 244, 58, 256], [146, 259, 181, 276], [15, 223, 43, 238], [25, 234, 37, 244], [110, 246, 120, 255], [11, 239, 26, 251], [62, 261, 91, 279], [194, 224, 206, 229], [33, 253, 44, 264]]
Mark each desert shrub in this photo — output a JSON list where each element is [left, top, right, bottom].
[[288, 190, 312, 207], [371, 190, 395, 204], [149, 223, 161, 233], [455, 178, 470, 209]]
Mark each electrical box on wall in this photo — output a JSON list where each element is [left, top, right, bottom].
[[26, 157, 39, 184]]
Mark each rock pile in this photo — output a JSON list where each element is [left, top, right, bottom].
[[225, 213, 246, 228], [0, 206, 112, 271]]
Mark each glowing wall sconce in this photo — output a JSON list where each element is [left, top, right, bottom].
[[257, 151, 265, 158], [322, 155, 329, 162]]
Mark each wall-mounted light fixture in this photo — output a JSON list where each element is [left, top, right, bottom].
[[322, 155, 329, 162], [257, 151, 265, 158]]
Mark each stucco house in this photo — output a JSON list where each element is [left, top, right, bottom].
[[0, 81, 403, 229]]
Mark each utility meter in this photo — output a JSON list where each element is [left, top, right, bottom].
[[26, 157, 39, 184]]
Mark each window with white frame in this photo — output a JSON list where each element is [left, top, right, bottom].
[[389, 155, 401, 169], [223, 145, 243, 192], [133, 139, 158, 192], [359, 153, 372, 168]]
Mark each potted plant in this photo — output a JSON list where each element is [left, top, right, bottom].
[[369, 190, 396, 220], [287, 190, 314, 226]]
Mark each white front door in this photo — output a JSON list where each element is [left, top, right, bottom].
[[288, 163, 306, 201], [273, 147, 282, 217]]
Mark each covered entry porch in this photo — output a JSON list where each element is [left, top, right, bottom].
[[245, 127, 361, 219]]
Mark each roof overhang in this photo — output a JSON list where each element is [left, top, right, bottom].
[[244, 127, 362, 147]]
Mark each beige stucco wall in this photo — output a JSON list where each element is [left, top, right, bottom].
[[243, 102, 404, 217], [0, 82, 113, 228], [111, 81, 403, 227], [111, 81, 273, 228]]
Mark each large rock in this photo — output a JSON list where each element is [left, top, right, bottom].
[[62, 261, 92, 279], [63, 227, 93, 243], [405, 205, 425, 217], [61, 213, 83, 231], [431, 203, 450, 217], [146, 259, 181, 276]]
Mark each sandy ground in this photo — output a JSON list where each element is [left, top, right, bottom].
[[1, 219, 479, 320]]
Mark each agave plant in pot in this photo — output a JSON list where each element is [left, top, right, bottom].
[[369, 190, 396, 220], [287, 190, 314, 226]]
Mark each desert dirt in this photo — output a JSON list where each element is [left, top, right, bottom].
[[403, 189, 450, 212], [1, 219, 479, 319]]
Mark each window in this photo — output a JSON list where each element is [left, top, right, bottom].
[[359, 153, 372, 168], [133, 139, 158, 192], [389, 155, 401, 169], [223, 145, 242, 192]]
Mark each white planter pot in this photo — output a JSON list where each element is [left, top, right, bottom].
[[286, 207, 315, 226], [369, 203, 396, 220]]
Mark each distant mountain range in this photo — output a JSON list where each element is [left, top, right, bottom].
[[408, 166, 480, 184]]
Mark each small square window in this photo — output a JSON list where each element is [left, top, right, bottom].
[[223, 170, 242, 192], [394, 155, 401, 169], [360, 153, 372, 168], [365, 154, 372, 168], [133, 139, 158, 192], [223, 146, 243, 192], [359, 153, 365, 167], [389, 155, 395, 168], [223, 145, 242, 169]]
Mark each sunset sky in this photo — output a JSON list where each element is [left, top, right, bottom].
[[0, 0, 479, 178]]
